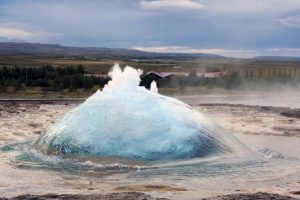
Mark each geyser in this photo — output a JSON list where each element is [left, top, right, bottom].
[[34, 64, 246, 161]]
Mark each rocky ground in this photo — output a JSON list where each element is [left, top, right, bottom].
[[205, 192, 298, 200], [0, 192, 297, 200], [0, 103, 75, 146], [197, 103, 300, 137]]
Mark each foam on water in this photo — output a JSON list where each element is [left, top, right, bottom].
[[34, 64, 248, 161]]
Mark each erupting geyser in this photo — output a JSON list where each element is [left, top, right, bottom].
[[34, 64, 246, 161]]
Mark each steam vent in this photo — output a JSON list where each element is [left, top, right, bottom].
[[34, 65, 246, 161]]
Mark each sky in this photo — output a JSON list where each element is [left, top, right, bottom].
[[0, 0, 300, 58]]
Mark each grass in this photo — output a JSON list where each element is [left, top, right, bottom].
[[0, 86, 241, 99], [0, 56, 230, 73], [0, 87, 93, 99]]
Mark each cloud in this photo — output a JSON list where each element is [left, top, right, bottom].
[[0, 27, 32, 39], [0, 26, 63, 42], [279, 15, 300, 28], [140, 0, 205, 12], [208, 0, 300, 14], [134, 46, 300, 58], [0, 0, 299, 53], [268, 48, 300, 52], [134, 46, 257, 58]]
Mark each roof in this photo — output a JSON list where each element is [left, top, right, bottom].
[[146, 71, 227, 78]]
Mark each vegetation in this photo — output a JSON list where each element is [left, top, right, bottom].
[[0, 65, 110, 92]]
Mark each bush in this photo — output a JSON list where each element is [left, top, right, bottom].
[[91, 85, 100, 93]]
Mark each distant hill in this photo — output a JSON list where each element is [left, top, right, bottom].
[[253, 56, 300, 62], [0, 42, 222, 60]]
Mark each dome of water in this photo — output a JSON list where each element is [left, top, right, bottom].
[[34, 64, 247, 161]]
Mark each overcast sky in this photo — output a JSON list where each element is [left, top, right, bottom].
[[0, 0, 300, 58]]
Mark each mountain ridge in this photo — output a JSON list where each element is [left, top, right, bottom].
[[252, 56, 300, 62], [0, 42, 222, 59], [1, 42, 300, 62]]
